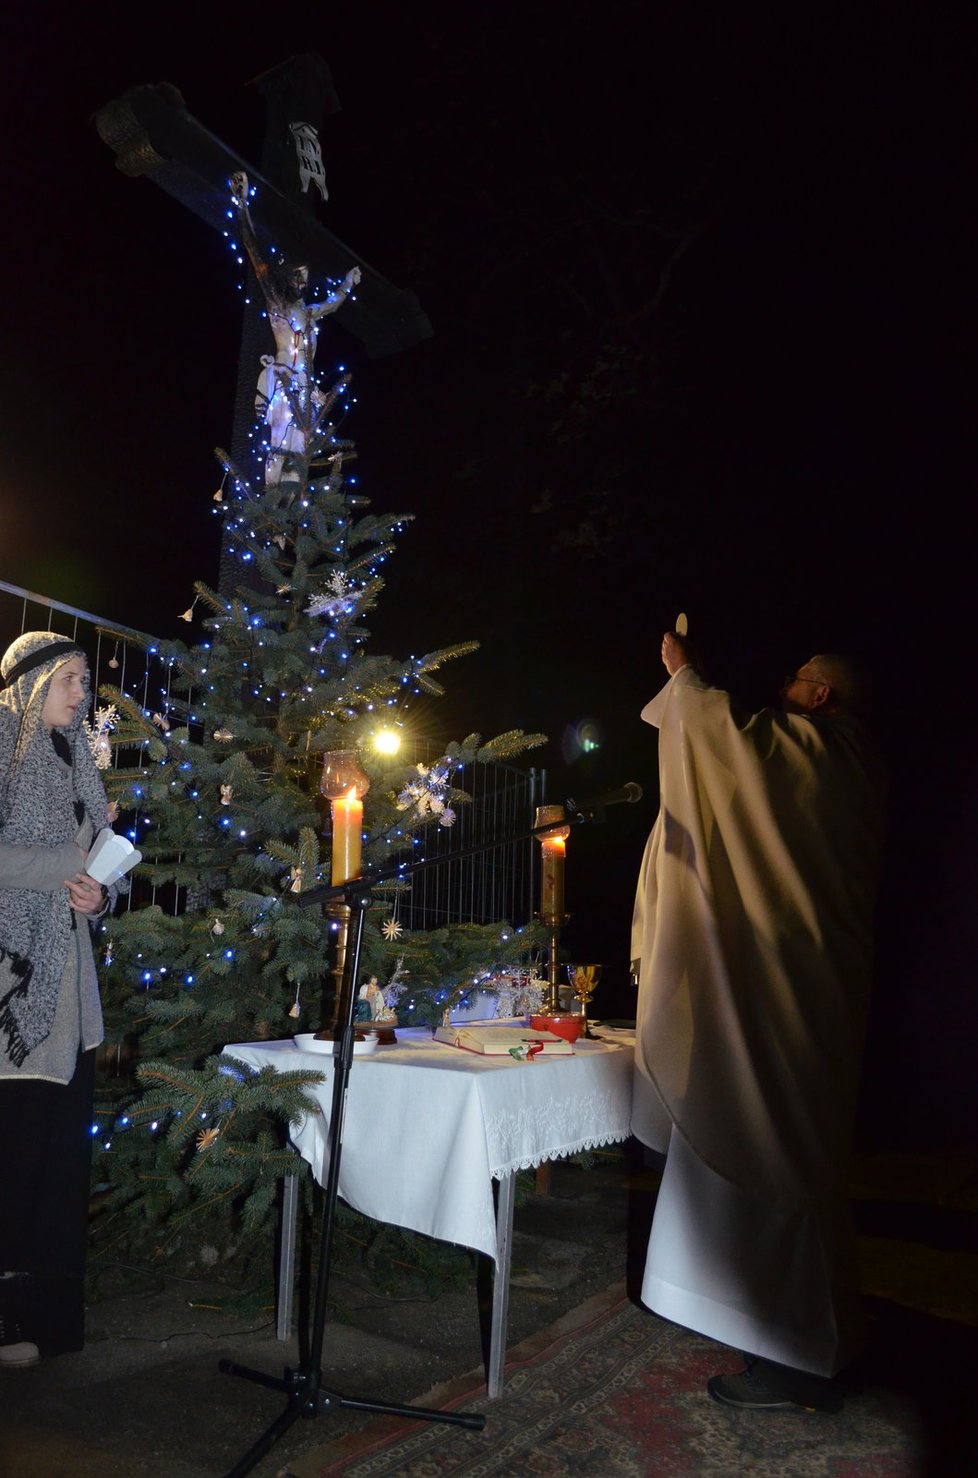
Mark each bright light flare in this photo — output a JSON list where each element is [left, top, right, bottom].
[[373, 728, 401, 756]]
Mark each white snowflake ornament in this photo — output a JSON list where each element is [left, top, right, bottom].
[[395, 760, 456, 826], [83, 704, 117, 770], [306, 571, 359, 621]]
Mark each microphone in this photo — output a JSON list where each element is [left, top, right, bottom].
[[565, 782, 643, 818]]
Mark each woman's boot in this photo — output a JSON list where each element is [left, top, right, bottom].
[[0, 1271, 40, 1369]]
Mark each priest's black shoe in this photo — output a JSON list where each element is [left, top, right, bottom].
[[708, 1357, 843, 1413]]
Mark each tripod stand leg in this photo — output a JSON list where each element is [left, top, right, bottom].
[[222, 1391, 307, 1478], [331, 1390, 485, 1429], [218, 1357, 297, 1395]]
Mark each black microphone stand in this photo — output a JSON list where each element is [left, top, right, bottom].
[[219, 881, 485, 1477], [219, 799, 628, 1476]]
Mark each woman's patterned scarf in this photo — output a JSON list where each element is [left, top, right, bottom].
[[0, 633, 108, 1066]]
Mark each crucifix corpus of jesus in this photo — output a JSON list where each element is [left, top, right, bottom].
[[229, 170, 360, 493]]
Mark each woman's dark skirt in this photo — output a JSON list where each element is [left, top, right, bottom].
[[0, 1049, 95, 1355]]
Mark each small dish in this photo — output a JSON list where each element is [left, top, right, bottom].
[[293, 1032, 379, 1056]]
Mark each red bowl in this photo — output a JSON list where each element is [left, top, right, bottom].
[[530, 1012, 582, 1044]]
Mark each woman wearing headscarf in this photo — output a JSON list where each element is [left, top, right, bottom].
[[0, 632, 111, 1368]]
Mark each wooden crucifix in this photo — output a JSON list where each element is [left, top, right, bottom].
[[95, 52, 431, 586]]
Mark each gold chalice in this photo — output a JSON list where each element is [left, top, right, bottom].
[[567, 964, 602, 1039]]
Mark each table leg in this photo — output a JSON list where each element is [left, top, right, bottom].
[[276, 1172, 299, 1341], [275, 1168, 516, 1381], [488, 1172, 516, 1398]]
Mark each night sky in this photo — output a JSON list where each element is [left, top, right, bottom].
[[3, 4, 975, 1139]]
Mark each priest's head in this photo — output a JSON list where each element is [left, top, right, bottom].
[[781, 655, 868, 718]]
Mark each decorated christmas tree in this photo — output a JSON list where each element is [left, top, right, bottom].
[[90, 172, 545, 1267]]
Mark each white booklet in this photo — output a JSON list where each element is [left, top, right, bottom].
[[85, 827, 142, 886]]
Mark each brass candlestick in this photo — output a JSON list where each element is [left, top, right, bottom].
[[567, 963, 602, 1039], [322, 901, 352, 1034], [541, 910, 570, 1015]]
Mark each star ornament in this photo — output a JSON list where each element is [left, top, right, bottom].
[[381, 918, 403, 941], [196, 1126, 220, 1152]]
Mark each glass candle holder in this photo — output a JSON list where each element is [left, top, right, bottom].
[[321, 749, 370, 884], [534, 804, 570, 918]]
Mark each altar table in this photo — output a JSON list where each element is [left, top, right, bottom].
[[224, 1027, 634, 1395]]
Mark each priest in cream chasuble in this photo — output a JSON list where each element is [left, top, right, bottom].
[[631, 642, 884, 1382]]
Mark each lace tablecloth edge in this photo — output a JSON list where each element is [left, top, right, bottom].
[[491, 1129, 630, 1179]]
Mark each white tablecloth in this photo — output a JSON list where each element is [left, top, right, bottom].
[[224, 1027, 634, 1263]]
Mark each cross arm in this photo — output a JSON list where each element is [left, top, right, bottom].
[[94, 82, 432, 358]]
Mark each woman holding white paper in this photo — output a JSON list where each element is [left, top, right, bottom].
[[0, 631, 111, 1368]]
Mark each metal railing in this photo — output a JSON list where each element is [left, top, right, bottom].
[[0, 579, 177, 725], [1, 579, 539, 928]]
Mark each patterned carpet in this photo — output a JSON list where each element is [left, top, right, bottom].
[[286, 1281, 957, 1478]]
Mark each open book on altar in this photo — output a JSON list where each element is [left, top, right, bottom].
[[434, 1024, 574, 1057]]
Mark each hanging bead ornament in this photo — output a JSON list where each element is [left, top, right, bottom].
[[381, 882, 403, 940], [288, 983, 302, 1019], [289, 865, 304, 894], [180, 595, 201, 623], [213, 471, 228, 503], [108, 643, 120, 671], [210, 917, 225, 936], [220, 784, 234, 805]]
